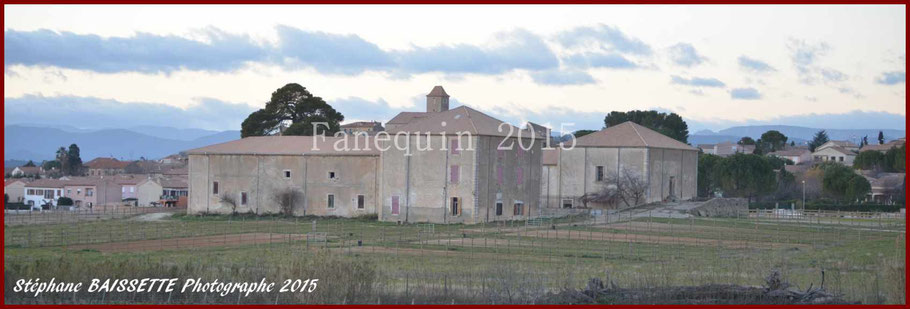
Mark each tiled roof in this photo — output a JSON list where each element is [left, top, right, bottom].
[[388, 106, 533, 138], [570, 121, 697, 151], [24, 178, 67, 188], [85, 157, 130, 169], [386, 112, 429, 125], [186, 135, 380, 156], [427, 85, 449, 97]]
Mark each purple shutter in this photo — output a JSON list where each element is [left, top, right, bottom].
[[497, 166, 503, 185], [391, 196, 400, 215], [451, 140, 459, 154], [451, 165, 459, 183]]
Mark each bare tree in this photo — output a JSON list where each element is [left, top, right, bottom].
[[581, 168, 648, 208], [219, 192, 238, 215], [273, 187, 304, 216]]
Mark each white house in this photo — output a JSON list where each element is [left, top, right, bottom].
[[768, 147, 812, 165], [23, 179, 66, 209], [812, 146, 856, 166]]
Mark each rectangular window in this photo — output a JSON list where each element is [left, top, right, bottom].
[[130, 187, 134, 193], [241, 192, 248, 205], [44, 190, 54, 199], [451, 197, 460, 216], [212, 181, 219, 194], [122, 187, 126, 193], [497, 166, 503, 185], [596, 166, 605, 181], [839, 156, 844, 162], [328, 172, 336, 179], [562, 199, 573, 209], [391, 196, 400, 215], [67, 189, 72, 195], [495, 202, 503, 216], [327, 194, 335, 209], [513, 203, 524, 216], [451, 139, 460, 154], [516, 168, 523, 185], [86, 188, 93, 197], [284, 170, 292, 178], [27, 189, 34, 195], [450, 165, 459, 183], [357, 195, 365, 209]]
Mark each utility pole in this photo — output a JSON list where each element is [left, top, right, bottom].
[[802, 180, 806, 210]]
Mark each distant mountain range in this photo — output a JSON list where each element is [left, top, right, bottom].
[[4, 125, 240, 165], [3, 123, 904, 167], [689, 125, 904, 146]]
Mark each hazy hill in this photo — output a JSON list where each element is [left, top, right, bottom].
[[3, 125, 240, 162]]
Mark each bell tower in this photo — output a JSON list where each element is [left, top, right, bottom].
[[426, 86, 449, 113]]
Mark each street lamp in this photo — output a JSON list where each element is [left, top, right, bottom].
[[801, 180, 806, 210]]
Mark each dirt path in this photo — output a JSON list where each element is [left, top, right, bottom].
[[67, 233, 307, 252]]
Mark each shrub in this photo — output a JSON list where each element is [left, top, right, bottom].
[[57, 196, 74, 206]]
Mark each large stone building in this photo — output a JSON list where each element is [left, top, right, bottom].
[[379, 104, 543, 224], [186, 136, 380, 216], [540, 122, 699, 209]]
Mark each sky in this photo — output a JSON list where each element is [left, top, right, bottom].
[[3, 5, 906, 133]]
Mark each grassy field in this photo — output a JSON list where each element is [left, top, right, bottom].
[[4, 210, 905, 304]]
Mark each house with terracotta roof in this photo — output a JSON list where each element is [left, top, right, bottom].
[[863, 172, 905, 204], [60, 176, 121, 208], [186, 135, 380, 217], [85, 157, 130, 176], [541, 121, 699, 209], [860, 137, 905, 153]]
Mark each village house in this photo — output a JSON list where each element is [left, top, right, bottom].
[[379, 87, 543, 224], [23, 179, 66, 209], [4, 179, 28, 203], [340, 121, 384, 135], [768, 147, 812, 165], [85, 157, 130, 176], [540, 122, 699, 210], [698, 141, 754, 157], [860, 137, 906, 152], [159, 176, 189, 207], [136, 177, 164, 207], [863, 172, 905, 204], [812, 145, 856, 165], [10, 166, 43, 178], [61, 177, 121, 208], [815, 140, 859, 153], [187, 135, 380, 216]]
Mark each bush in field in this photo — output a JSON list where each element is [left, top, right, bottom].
[[57, 196, 74, 206], [219, 192, 238, 214]]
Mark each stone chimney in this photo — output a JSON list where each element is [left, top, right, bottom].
[[426, 86, 449, 113]]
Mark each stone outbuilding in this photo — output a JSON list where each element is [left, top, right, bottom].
[[186, 136, 380, 217], [540, 121, 698, 210]]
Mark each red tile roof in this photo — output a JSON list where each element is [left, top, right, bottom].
[[85, 157, 130, 169]]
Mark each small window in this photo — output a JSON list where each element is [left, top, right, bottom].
[[451, 197, 461, 216], [212, 181, 219, 194], [357, 195, 365, 209], [391, 196, 400, 215], [839, 156, 844, 162], [327, 194, 335, 209], [562, 199, 573, 209], [284, 170, 292, 178], [67, 189, 73, 194], [86, 188, 93, 197], [122, 187, 126, 193], [328, 172, 336, 179], [596, 166, 605, 181], [240, 192, 248, 205], [495, 202, 503, 216], [513, 203, 524, 216], [130, 187, 134, 193]]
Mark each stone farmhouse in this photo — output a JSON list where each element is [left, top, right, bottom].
[[541, 122, 699, 210], [186, 86, 697, 224]]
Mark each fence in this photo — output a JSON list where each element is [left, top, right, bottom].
[[3, 207, 906, 304]]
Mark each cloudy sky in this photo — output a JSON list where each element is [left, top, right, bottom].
[[4, 5, 906, 132]]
